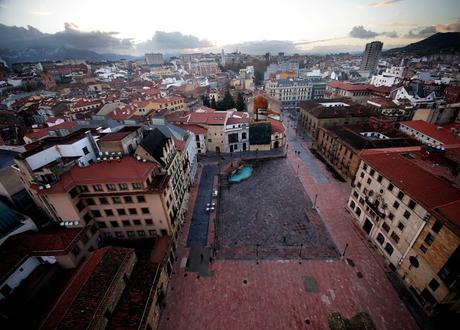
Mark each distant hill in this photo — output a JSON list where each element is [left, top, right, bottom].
[[384, 32, 460, 56]]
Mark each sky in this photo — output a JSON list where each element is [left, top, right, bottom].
[[0, 0, 459, 54]]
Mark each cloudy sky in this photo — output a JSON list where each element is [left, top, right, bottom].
[[0, 0, 459, 54]]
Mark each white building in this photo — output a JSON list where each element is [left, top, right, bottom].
[[370, 66, 405, 87]]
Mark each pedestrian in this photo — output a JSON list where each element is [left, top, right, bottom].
[[200, 253, 204, 263]]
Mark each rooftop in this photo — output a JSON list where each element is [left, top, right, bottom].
[[400, 120, 460, 145], [327, 81, 372, 92], [300, 99, 377, 119]]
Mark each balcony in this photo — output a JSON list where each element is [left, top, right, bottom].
[[365, 197, 387, 219]]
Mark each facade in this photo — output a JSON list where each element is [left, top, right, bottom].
[[297, 99, 378, 140], [325, 81, 372, 103], [224, 116, 250, 153], [186, 59, 219, 76], [360, 41, 383, 73], [145, 53, 164, 66], [97, 126, 144, 155], [264, 78, 326, 111], [370, 66, 405, 87], [398, 120, 460, 147], [347, 149, 460, 315]]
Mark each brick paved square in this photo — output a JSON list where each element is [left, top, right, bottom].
[[216, 158, 339, 259]]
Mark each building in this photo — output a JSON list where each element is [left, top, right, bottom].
[[347, 148, 460, 317], [224, 113, 250, 153], [97, 126, 144, 155], [370, 66, 405, 87], [145, 53, 164, 66], [186, 59, 219, 76], [264, 78, 326, 111], [325, 81, 372, 103], [398, 120, 460, 147], [360, 41, 383, 73], [316, 120, 420, 181], [297, 99, 378, 140]]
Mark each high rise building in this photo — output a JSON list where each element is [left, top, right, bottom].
[[360, 41, 383, 73], [145, 53, 164, 65], [221, 49, 225, 67]]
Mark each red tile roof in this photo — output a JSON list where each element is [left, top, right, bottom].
[[24, 121, 77, 141], [173, 139, 186, 151], [360, 151, 460, 227], [98, 131, 132, 142], [328, 81, 372, 91], [40, 157, 156, 194], [175, 124, 207, 135], [107, 106, 136, 121], [400, 120, 460, 145], [41, 247, 135, 330], [268, 118, 285, 134]]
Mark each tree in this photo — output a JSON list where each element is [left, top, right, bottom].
[[218, 90, 235, 110], [235, 92, 245, 111], [210, 96, 217, 109], [201, 95, 210, 107]]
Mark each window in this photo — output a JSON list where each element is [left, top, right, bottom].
[[86, 198, 95, 206], [393, 201, 400, 209], [403, 211, 411, 219], [359, 197, 364, 205], [360, 172, 364, 178], [391, 232, 400, 243], [145, 219, 153, 225], [78, 185, 89, 193], [367, 178, 372, 185], [97, 221, 107, 228], [93, 184, 103, 192], [370, 169, 375, 176], [115, 231, 124, 238], [357, 182, 362, 188], [432, 220, 443, 234], [382, 222, 390, 233], [91, 210, 101, 217], [363, 164, 368, 171], [106, 184, 116, 191], [349, 200, 356, 209], [137, 230, 146, 237], [110, 221, 119, 227], [122, 220, 131, 227], [420, 244, 428, 253], [137, 195, 146, 203], [148, 230, 156, 236], [388, 213, 394, 221], [128, 208, 137, 215], [384, 243, 394, 256], [408, 200, 416, 210], [105, 209, 114, 216], [428, 279, 440, 291], [124, 196, 133, 203], [388, 183, 394, 191], [72, 245, 81, 257], [425, 233, 435, 246], [76, 201, 85, 212], [397, 222, 405, 231], [376, 233, 384, 245], [141, 207, 150, 214], [117, 208, 126, 216], [355, 207, 361, 217], [82, 146, 89, 155], [133, 219, 141, 226], [377, 175, 383, 183], [127, 231, 135, 237], [112, 196, 122, 204], [118, 183, 128, 190], [242, 132, 247, 139], [397, 191, 405, 200], [99, 197, 109, 205], [132, 182, 142, 189]]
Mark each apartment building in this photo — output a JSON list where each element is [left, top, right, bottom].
[[224, 114, 250, 153], [297, 99, 378, 140], [325, 82, 372, 103], [264, 78, 326, 110], [316, 120, 420, 181], [399, 120, 460, 147], [347, 148, 460, 315], [360, 41, 383, 73]]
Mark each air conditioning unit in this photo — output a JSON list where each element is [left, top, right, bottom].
[[45, 184, 51, 189], [38, 186, 44, 190]]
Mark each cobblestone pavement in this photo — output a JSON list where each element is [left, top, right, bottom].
[[217, 158, 338, 260], [159, 122, 418, 330]]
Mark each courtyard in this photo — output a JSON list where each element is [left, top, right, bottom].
[[216, 158, 339, 260]]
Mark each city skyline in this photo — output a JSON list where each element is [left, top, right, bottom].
[[0, 0, 459, 54]]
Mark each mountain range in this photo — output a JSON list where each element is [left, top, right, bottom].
[[383, 32, 460, 56]]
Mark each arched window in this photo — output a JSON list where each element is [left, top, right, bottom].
[[376, 233, 384, 245], [384, 243, 394, 256]]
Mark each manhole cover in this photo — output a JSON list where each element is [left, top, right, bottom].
[[304, 276, 319, 292]]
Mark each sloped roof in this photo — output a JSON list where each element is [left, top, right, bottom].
[[139, 128, 170, 166]]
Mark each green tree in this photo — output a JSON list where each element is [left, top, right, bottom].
[[235, 92, 245, 111], [218, 90, 235, 110], [210, 96, 217, 109], [201, 95, 210, 107]]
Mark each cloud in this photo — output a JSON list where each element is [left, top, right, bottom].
[[384, 31, 399, 38], [138, 31, 212, 52], [369, 0, 404, 7], [405, 19, 460, 39], [222, 40, 299, 55], [30, 11, 52, 16], [349, 26, 380, 39], [0, 23, 134, 54]]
